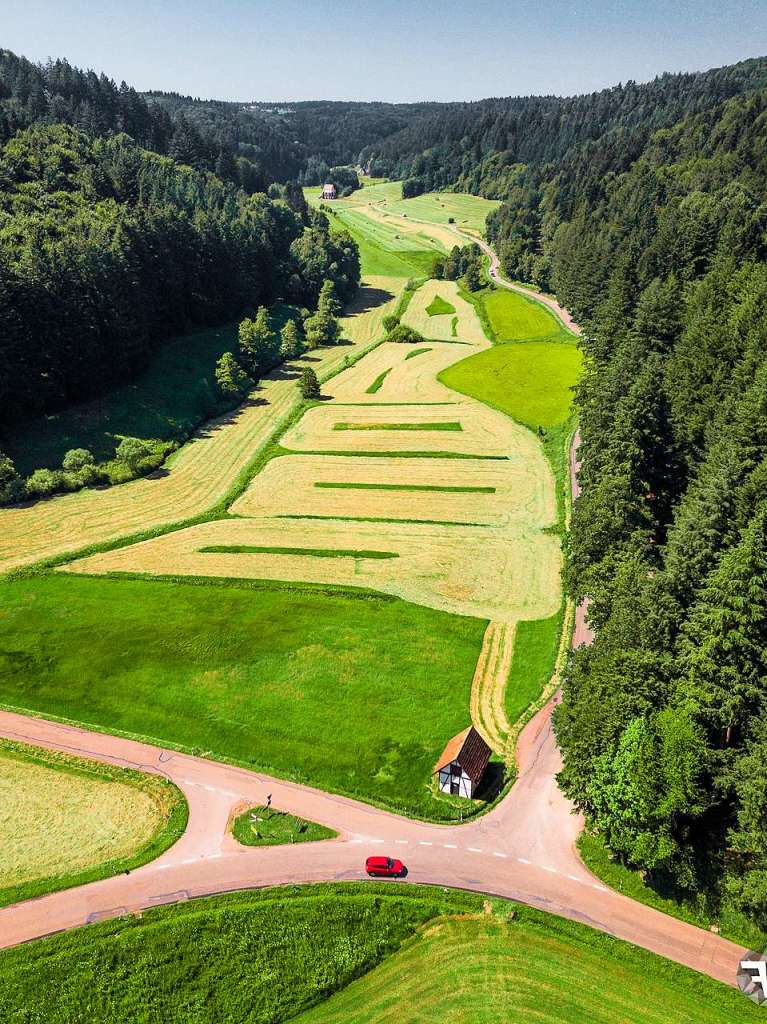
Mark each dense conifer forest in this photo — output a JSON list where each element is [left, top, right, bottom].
[[3, 42, 767, 927]]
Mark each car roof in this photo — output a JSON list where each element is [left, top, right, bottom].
[[365, 855, 390, 867]]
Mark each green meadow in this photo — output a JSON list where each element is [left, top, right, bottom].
[[0, 884, 754, 1024], [0, 574, 485, 821]]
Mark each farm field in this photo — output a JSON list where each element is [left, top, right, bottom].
[[382, 190, 501, 233], [0, 574, 485, 820], [0, 739, 185, 907], [299, 904, 757, 1024], [0, 885, 754, 1024], [0, 276, 404, 574], [483, 286, 571, 342], [65, 279, 560, 632], [439, 339, 583, 432]]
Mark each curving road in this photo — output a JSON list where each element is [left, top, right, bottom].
[[0, 695, 745, 985], [0, 245, 748, 992]]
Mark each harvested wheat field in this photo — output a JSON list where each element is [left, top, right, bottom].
[[62, 516, 560, 623], [0, 741, 176, 900], [324, 342, 474, 404], [281, 401, 527, 457], [402, 280, 488, 346], [0, 277, 404, 574], [231, 455, 554, 527], [65, 276, 560, 625]]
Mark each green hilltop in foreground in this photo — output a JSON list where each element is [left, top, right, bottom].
[[0, 886, 757, 1023]]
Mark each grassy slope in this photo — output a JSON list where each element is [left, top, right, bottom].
[[2, 307, 299, 476], [0, 884, 752, 1023], [300, 905, 758, 1024], [0, 574, 485, 821], [0, 739, 186, 908]]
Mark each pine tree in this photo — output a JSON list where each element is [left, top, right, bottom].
[[215, 351, 253, 399], [299, 367, 321, 400], [279, 319, 303, 360]]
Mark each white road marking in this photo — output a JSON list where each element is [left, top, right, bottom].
[[568, 874, 583, 883], [207, 852, 222, 859], [181, 858, 196, 865], [542, 866, 558, 874], [443, 844, 457, 849], [204, 786, 216, 792], [467, 847, 483, 853], [219, 790, 238, 798], [155, 863, 171, 870], [492, 852, 507, 859], [394, 840, 409, 845], [593, 884, 608, 892], [517, 857, 531, 865], [368, 838, 385, 844], [419, 841, 433, 846]]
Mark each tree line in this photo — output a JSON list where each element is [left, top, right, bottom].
[[542, 85, 767, 930]]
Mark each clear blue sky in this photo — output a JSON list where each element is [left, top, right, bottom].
[[5, 0, 767, 102]]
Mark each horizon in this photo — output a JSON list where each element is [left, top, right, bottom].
[[5, 0, 767, 104]]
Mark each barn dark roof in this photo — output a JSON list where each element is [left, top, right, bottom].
[[433, 725, 492, 785]]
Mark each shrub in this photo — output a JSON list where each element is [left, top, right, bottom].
[[62, 448, 95, 473], [448, 216, 455, 224], [382, 314, 400, 332], [386, 324, 427, 344], [115, 436, 156, 471], [26, 468, 64, 498], [0, 450, 24, 505]]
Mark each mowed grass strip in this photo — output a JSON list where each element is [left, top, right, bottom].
[[0, 739, 186, 907], [314, 481, 496, 494], [333, 421, 463, 432], [426, 295, 456, 316], [504, 609, 564, 726], [198, 544, 399, 560], [298, 907, 758, 1024], [231, 805, 336, 847], [404, 347, 431, 360], [0, 575, 485, 820], [365, 368, 392, 394]]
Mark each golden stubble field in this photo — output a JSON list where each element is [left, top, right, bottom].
[[64, 281, 561, 628], [0, 276, 405, 574], [58, 275, 563, 753], [0, 745, 168, 890]]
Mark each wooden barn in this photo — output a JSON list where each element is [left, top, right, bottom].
[[433, 726, 491, 798], [321, 183, 337, 199]]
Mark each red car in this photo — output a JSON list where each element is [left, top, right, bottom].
[[365, 855, 406, 878]]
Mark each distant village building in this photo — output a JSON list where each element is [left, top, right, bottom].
[[433, 726, 491, 798], [321, 183, 337, 200]]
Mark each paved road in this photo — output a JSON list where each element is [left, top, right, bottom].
[[0, 700, 745, 985], [0, 250, 747, 991]]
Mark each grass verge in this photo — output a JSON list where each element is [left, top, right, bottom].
[[0, 884, 755, 1023], [231, 805, 336, 847], [578, 831, 767, 952]]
